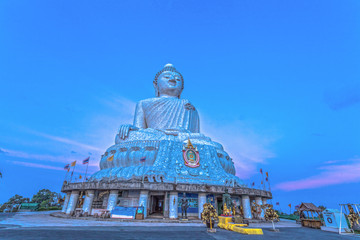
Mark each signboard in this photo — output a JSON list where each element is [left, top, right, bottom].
[[111, 206, 137, 219], [321, 209, 349, 233]]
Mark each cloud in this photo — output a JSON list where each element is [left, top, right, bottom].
[[2, 148, 76, 164], [9, 160, 65, 171], [0, 148, 7, 154], [27, 130, 102, 152], [98, 96, 136, 116], [274, 158, 360, 191], [7, 160, 95, 175], [324, 85, 360, 110], [1, 146, 101, 171], [2, 96, 135, 175], [202, 119, 276, 179]]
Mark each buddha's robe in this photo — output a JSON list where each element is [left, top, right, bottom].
[[133, 97, 200, 133]]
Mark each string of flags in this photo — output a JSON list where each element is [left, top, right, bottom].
[[250, 168, 272, 191], [63, 157, 90, 183]]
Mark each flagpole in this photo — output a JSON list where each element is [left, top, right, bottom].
[[64, 168, 69, 183], [260, 170, 265, 191], [70, 164, 76, 183], [268, 178, 272, 192], [84, 163, 89, 183]]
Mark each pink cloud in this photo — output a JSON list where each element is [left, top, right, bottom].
[[275, 158, 360, 191]]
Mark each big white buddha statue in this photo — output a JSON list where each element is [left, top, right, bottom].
[[91, 64, 243, 186]]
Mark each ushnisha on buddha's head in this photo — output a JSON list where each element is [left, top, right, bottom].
[[153, 63, 184, 98]]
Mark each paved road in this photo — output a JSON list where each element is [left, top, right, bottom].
[[1, 212, 359, 239], [1, 226, 360, 240]]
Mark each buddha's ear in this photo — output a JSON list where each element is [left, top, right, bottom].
[[153, 82, 159, 97]]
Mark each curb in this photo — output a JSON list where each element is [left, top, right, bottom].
[[50, 213, 204, 224]]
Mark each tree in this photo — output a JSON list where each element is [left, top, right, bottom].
[[31, 189, 57, 208], [318, 205, 326, 212], [0, 194, 30, 211]]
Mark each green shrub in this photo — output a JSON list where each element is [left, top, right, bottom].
[[279, 214, 299, 220], [48, 206, 62, 210], [37, 206, 62, 211]]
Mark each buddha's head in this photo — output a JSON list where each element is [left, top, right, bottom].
[[153, 63, 184, 98]]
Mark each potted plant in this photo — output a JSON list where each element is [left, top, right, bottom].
[[264, 204, 280, 232], [201, 203, 218, 231]]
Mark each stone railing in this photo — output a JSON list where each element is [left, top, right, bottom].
[[61, 181, 272, 198]]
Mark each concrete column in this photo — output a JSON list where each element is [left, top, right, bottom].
[[82, 190, 95, 214], [242, 195, 252, 219], [107, 190, 119, 211], [61, 193, 71, 213], [198, 193, 207, 219], [66, 191, 79, 214], [139, 190, 149, 218], [255, 196, 264, 218], [163, 192, 168, 218], [169, 192, 178, 219]]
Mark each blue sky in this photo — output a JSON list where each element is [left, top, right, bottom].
[[0, 0, 359, 210]]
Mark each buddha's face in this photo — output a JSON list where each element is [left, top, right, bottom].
[[157, 71, 183, 97]]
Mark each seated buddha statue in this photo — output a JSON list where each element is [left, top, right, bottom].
[[90, 64, 243, 186]]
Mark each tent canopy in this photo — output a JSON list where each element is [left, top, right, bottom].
[[298, 202, 321, 212]]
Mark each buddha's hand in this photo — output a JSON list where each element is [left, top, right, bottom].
[[117, 124, 139, 140]]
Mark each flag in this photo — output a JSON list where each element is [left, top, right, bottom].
[[140, 156, 146, 163], [0, 171, 2, 178], [288, 204, 291, 208], [64, 164, 70, 170], [79, 175, 82, 179], [276, 202, 279, 205], [295, 205, 300, 210], [107, 155, 114, 162], [260, 168, 263, 174], [82, 157, 90, 164], [67, 168, 70, 172], [266, 172, 269, 178], [266, 177, 268, 181], [71, 161, 76, 167], [252, 182, 255, 186], [261, 181, 263, 184]]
